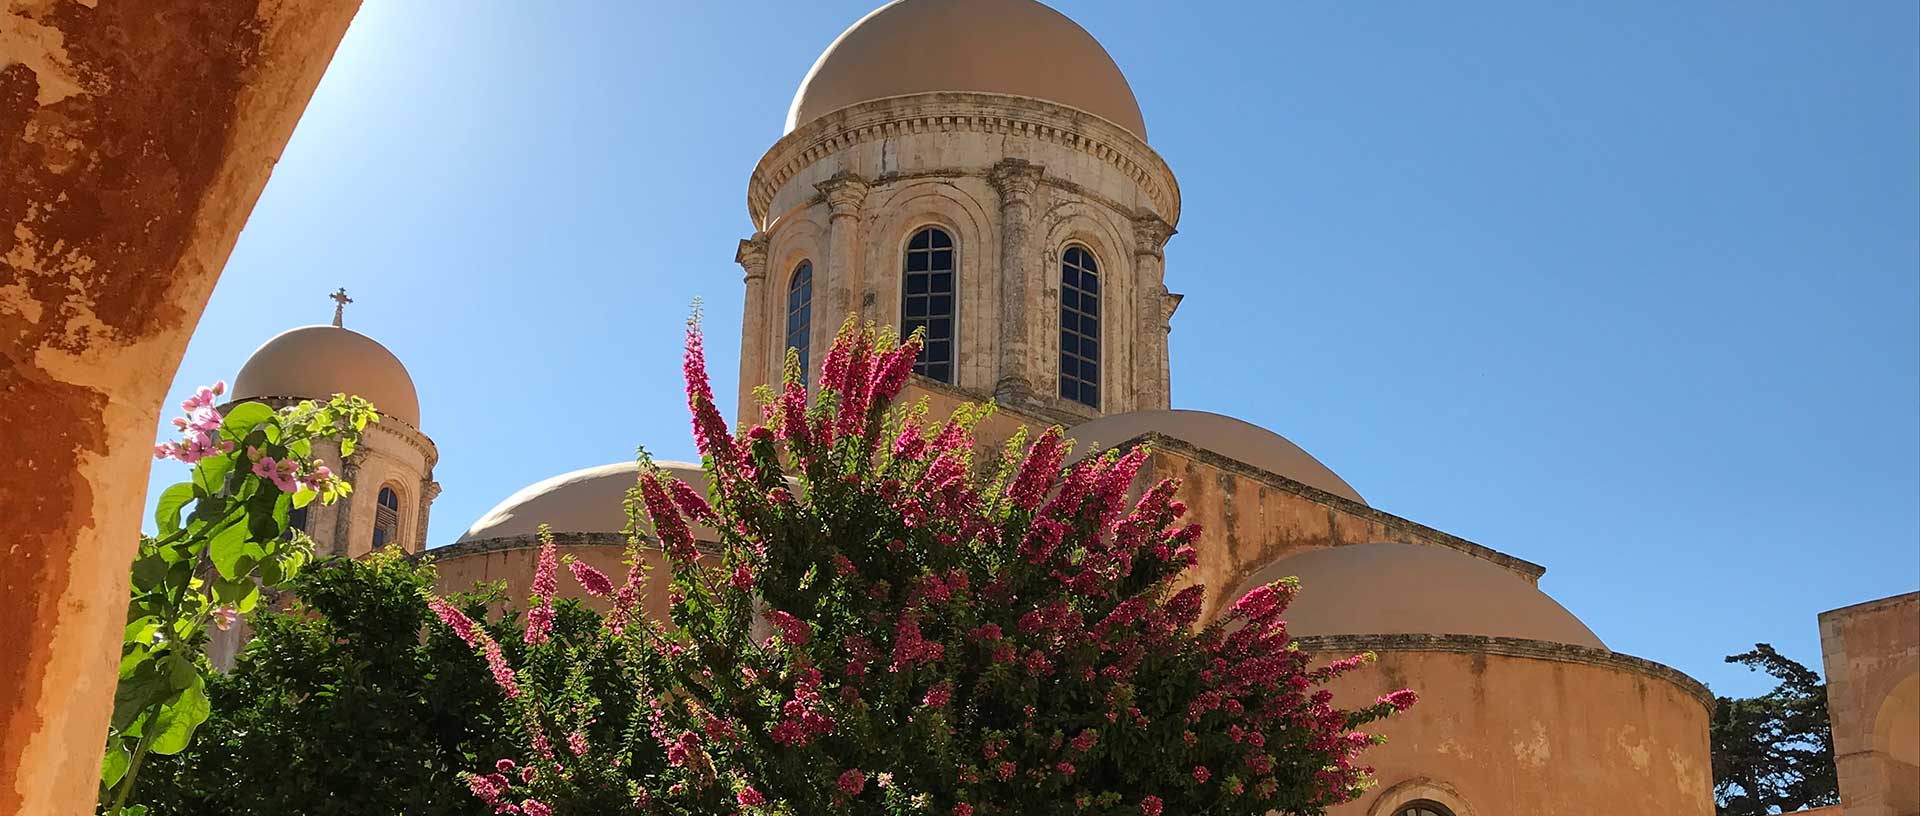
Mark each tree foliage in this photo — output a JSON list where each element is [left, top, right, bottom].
[[1711, 643, 1838, 816], [106, 387, 374, 815], [135, 551, 548, 815], [428, 317, 1416, 816]]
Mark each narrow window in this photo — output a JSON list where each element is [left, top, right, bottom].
[[785, 261, 814, 376], [372, 486, 401, 550], [1059, 245, 1101, 408], [902, 227, 956, 383]]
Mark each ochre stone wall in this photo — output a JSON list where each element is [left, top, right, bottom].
[[425, 536, 684, 624], [1135, 440, 1545, 621], [1820, 592, 1920, 816], [1, 2, 360, 813], [1304, 637, 1716, 816]]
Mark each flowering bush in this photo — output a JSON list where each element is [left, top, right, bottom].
[[432, 318, 1415, 815], [104, 385, 376, 815]]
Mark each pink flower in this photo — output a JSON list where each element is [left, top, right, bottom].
[[737, 786, 766, 806], [953, 805, 974, 816], [767, 610, 811, 646], [836, 768, 867, 795], [1378, 688, 1419, 712], [210, 605, 238, 632], [569, 560, 615, 597], [1192, 765, 1211, 784], [1140, 795, 1164, 816], [428, 597, 480, 646], [521, 800, 552, 816]]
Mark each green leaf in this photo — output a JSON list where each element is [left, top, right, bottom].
[[220, 401, 274, 438], [192, 453, 234, 497], [125, 806, 149, 816], [208, 521, 249, 580], [165, 652, 198, 691], [130, 553, 169, 588], [292, 487, 318, 509], [153, 483, 194, 536], [101, 742, 130, 788], [146, 678, 209, 755]]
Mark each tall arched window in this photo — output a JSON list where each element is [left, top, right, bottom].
[[1395, 804, 1455, 816], [902, 226, 956, 383], [785, 261, 814, 376], [372, 485, 402, 550], [1059, 245, 1101, 408]]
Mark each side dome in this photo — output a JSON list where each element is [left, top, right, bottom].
[[232, 325, 421, 426], [1233, 542, 1607, 649], [1066, 410, 1366, 505], [787, 0, 1147, 140], [457, 461, 714, 544]]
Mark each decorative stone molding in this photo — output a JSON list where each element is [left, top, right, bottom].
[[1106, 431, 1550, 581], [990, 158, 1047, 401], [816, 171, 872, 216], [1363, 778, 1480, 816], [734, 233, 769, 282], [750, 92, 1181, 229], [1130, 211, 1175, 259], [1295, 633, 1715, 712]]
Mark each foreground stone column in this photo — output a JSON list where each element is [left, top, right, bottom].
[[0, 2, 362, 813], [1130, 213, 1176, 410], [734, 233, 770, 424], [990, 159, 1045, 403]]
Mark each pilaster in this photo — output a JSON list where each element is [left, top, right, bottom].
[[734, 234, 771, 424], [815, 173, 871, 335], [1131, 212, 1177, 410], [991, 158, 1046, 402]]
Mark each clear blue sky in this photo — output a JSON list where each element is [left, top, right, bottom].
[[147, 1, 1919, 698]]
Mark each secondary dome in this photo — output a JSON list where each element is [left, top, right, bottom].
[[787, 0, 1147, 140], [457, 461, 715, 544], [1066, 410, 1366, 505], [1232, 542, 1606, 649], [232, 325, 421, 427]]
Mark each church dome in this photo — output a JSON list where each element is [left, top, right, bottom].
[[232, 325, 421, 427], [786, 0, 1147, 140], [457, 461, 714, 543], [1231, 542, 1607, 649], [1066, 410, 1366, 505]]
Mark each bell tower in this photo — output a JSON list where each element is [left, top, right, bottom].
[[732, 0, 1181, 437]]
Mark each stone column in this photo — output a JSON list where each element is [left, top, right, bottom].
[[815, 173, 870, 334], [733, 234, 770, 425], [0, 3, 363, 813], [414, 478, 442, 554], [331, 449, 366, 558], [1131, 213, 1177, 410], [991, 159, 1045, 401]]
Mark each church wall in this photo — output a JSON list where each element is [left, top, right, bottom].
[[1819, 592, 1920, 816], [425, 537, 683, 623], [1136, 443, 1545, 621], [1305, 639, 1716, 816]]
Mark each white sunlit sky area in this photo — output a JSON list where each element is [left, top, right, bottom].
[[146, 1, 1919, 699]]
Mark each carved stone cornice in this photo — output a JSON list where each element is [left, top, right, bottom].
[[988, 158, 1044, 202], [815, 172, 870, 217], [1131, 212, 1176, 258], [751, 92, 1180, 228], [734, 233, 769, 281], [1162, 291, 1184, 325]]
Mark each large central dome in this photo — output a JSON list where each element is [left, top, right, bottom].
[[786, 0, 1147, 140]]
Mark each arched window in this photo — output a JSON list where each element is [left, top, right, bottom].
[[902, 226, 956, 383], [1059, 245, 1101, 408], [372, 485, 402, 550], [1395, 804, 1455, 816], [785, 261, 814, 376]]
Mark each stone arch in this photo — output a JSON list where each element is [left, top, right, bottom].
[[862, 180, 996, 390], [1364, 778, 1480, 816], [1040, 197, 1135, 410], [1, 3, 364, 812], [1876, 672, 1920, 811]]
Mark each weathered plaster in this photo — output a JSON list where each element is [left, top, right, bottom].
[[0, 1, 361, 813]]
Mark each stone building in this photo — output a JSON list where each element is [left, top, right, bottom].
[[1804, 592, 1920, 816], [227, 1, 1733, 813]]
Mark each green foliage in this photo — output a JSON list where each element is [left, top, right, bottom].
[[105, 391, 376, 814], [133, 551, 533, 816], [1712, 644, 1839, 816]]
